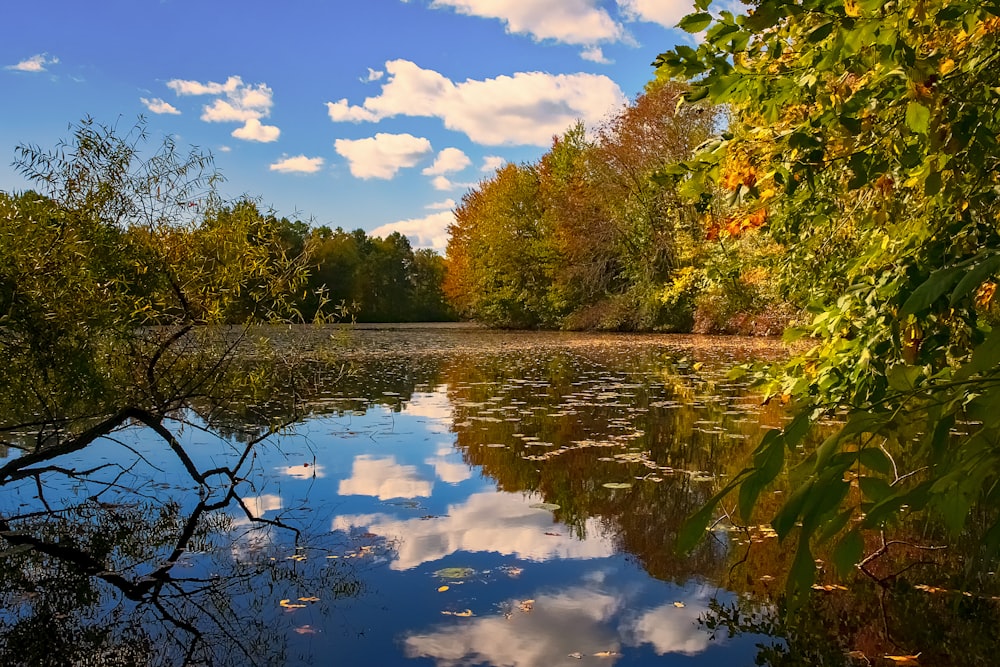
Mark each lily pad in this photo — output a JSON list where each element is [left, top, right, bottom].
[[602, 482, 633, 490], [434, 567, 475, 579], [529, 502, 561, 511]]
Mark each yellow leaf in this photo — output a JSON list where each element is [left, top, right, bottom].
[[279, 599, 307, 609], [884, 655, 920, 665], [673, 601, 686, 608], [438, 585, 450, 592], [594, 651, 620, 657], [298, 596, 320, 603]]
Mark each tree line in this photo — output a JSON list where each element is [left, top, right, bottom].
[[442, 78, 795, 334]]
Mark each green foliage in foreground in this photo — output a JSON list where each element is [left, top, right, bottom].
[[658, 0, 1000, 606]]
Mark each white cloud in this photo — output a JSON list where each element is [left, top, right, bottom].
[[140, 97, 181, 115], [232, 118, 280, 142], [338, 455, 433, 500], [426, 198, 457, 211], [370, 210, 454, 253], [617, 0, 696, 29], [166, 75, 278, 141], [334, 132, 433, 179], [429, 0, 623, 46], [166, 75, 243, 96], [422, 147, 472, 176], [218, 145, 232, 153], [581, 46, 612, 64], [270, 155, 325, 173], [326, 59, 625, 147], [480, 156, 505, 172], [363, 67, 385, 82], [430, 175, 469, 191], [5, 53, 58, 72], [332, 490, 614, 570]]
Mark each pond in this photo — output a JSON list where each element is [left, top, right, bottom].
[[2, 324, 998, 666]]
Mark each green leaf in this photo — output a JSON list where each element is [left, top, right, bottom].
[[676, 470, 752, 553], [956, 326, 1000, 380], [859, 476, 893, 502], [832, 529, 864, 577], [900, 265, 965, 315], [786, 530, 817, 611], [887, 364, 922, 392], [678, 12, 713, 33], [905, 101, 931, 134], [858, 447, 893, 475], [950, 254, 1000, 305]]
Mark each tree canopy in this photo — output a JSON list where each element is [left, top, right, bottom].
[[656, 0, 1000, 605]]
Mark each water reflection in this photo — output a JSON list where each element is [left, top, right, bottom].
[[6, 326, 996, 665]]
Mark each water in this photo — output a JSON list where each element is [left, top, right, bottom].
[[3, 325, 995, 665]]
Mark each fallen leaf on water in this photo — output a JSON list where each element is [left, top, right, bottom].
[[441, 609, 475, 617], [913, 584, 948, 594], [298, 596, 320, 603], [279, 599, 307, 609], [673, 601, 686, 608], [568, 653, 583, 659], [594, 650, 620, 657], [437, 586, 450, 593], [883, 655, 920, 665], [811, 584, 848, 592], [293, 625, 316, 635], [518, 599, 535, 612], [602, 482, 633, 490], [544, 532, 561, 536]]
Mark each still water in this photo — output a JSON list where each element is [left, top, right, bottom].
[[5, 325, 988, 666]]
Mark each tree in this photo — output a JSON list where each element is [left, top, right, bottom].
[[659, 0, 1000, 604], [1, 117, 312, 451]]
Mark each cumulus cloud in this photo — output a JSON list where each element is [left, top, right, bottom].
[[334, 132, 433, 179], [426, 198, 457, 210], [422, 147, 472, 176], [140, 97, 180, 115], [581, 46, 612, 64], [270, 155, 325, 173], [617, 0, 696, 29], [167, 75, 242, 96], [363, 67, 385, 82], [327, 59, 624, 146], [5, 53, 58, 72], [481, 156, 506, 172], [429, 0, 623, 46], [369, 211, 454, 253], [231, 118, 280, 142], [166, 75, 279, 142]]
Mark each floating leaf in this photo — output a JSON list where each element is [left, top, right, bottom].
[[437, 585, 450, 593], [603, 482, 633, 489], [568, 653, 584, 660], [884, 655, 920, 666], [279, 599, 307, 609], [673, 601, 686, 608], [434, 567, 475, 579], [293, 625, 317, 635], [594, 650, 620, 657], [529, 502, 561, 511], [518, 599, 535, 612], [441, 609, 474, 617], [298, 596, 320, 603]]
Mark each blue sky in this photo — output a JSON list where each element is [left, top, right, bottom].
[[2, 0, 698, 252]]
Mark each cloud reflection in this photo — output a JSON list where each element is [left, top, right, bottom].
[[404, 586, 622, 667], [338, 455, 433, 500], [333, 491, 614, 570]]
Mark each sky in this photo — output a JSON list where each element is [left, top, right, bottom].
[[2, 0, 700, 253]]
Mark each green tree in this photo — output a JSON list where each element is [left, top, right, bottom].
[[660, 0, 1000, 604]]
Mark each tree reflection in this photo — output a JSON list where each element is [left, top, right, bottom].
[[0, 400, 362, 666]]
